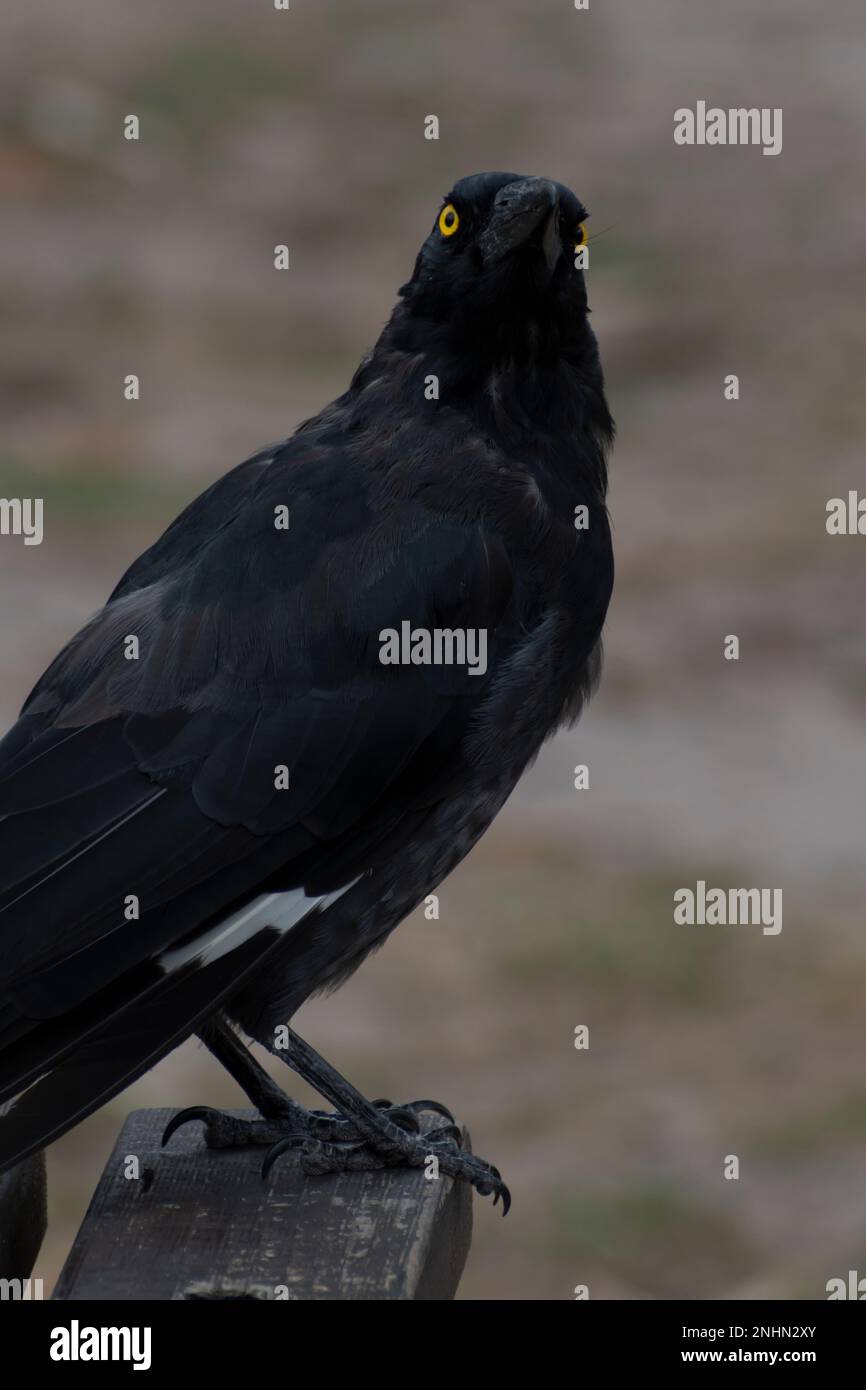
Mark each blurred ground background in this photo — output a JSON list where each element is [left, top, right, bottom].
[[1, 0, 865, 1300]]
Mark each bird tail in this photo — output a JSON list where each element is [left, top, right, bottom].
[[0, 916, 291, 1177]]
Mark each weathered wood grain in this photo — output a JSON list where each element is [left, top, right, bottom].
[[53, 1108, 472, 1300]]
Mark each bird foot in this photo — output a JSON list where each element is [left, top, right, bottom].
[[262, 1113, 511, 1214], [161, 1096, 451, 1151], [162, 1096, 509, 1212]]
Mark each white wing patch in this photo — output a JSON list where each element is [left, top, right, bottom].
[[156, 883, 352, 975]]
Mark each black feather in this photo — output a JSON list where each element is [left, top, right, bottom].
[[0, 171, 614, 1169]]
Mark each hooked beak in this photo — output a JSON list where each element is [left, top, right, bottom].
[[478, 177, 561, 272]]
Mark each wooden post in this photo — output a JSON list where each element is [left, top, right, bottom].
[[53, 1108, 473, 1300]]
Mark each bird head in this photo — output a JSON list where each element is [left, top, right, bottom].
[[396, 171, 593, 366]]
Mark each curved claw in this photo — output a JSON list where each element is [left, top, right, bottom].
[[476, 1177, 511, 1216], [461, 1156, 510, 1215], [370, 1097, 456, 1127], [161, 1106, 221, 1148], [424, 1123, 463, 1146], [404, 1099, 456, 1124], [370, 1098, 422, 1133], [261, 1133, 310, 1181], [383, 1106, 421, 1134]]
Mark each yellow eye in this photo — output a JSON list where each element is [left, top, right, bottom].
[[438, 203, 460, 237], [574, 221, 588, 250]]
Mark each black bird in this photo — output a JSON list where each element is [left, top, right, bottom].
[[0, 172, 614, 1210]]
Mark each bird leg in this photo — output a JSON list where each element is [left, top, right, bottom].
[[162, 1017, 509, 1212], [262, 1025, 510, 1213], [162, 1017, 425, 1149]]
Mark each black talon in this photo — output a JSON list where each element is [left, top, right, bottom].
[[383, 1106, 421, 1134], [370, 1099, 419, 1132], [261, 1133, 309, 1180], [405, 1099, 456, 1123], [423, 1123, 463, 1146], [161, 1106, 220, 1147]]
